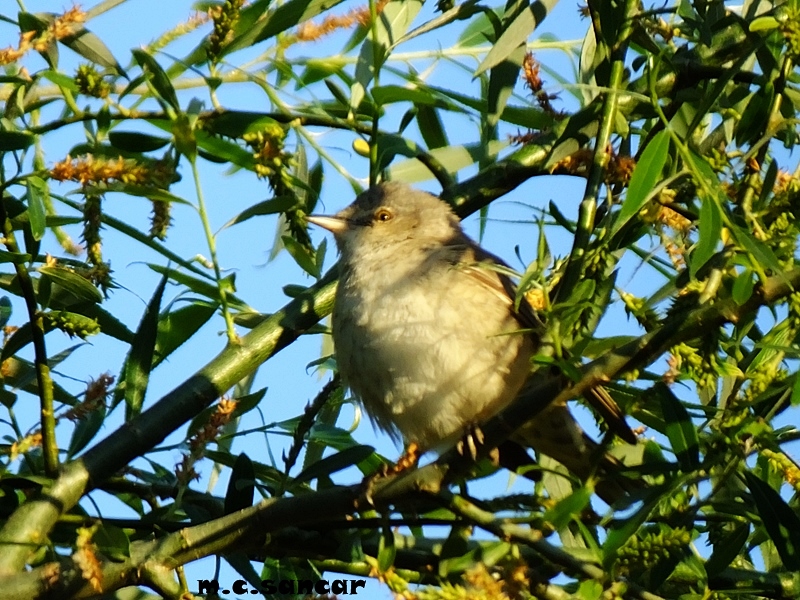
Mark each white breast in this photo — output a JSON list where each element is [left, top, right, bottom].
[[333, 255, 533, 450]]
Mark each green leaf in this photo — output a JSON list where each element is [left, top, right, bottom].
[[691, 194, 722, 276], [729, 224, 786, 280], [371, 84, 457, 109], [705, 522, 749, 576], [67, 403, 106, 458], [750, 16, 780, 31], [18, 12, 58, 68], [487, 44, 525, 127], [417, 105, 448, 150], [59, 27, 122, 72], [293, 445, 376, 485], [656, 383, 699, 470], [132, 49, 179, 111], [153, 302, 218, 368], [222, 195, 297, 229], [732, 269, 755, 305], [457, 8, 499, 47], [147, 264, 251, 311], [93, 523, 130, 561], [101, 183, 191, 206], [25, 176, 48, 241], [744, 471, 800, 570], [225, 453, 256, 514], [1, 322, 54, 362], [195, 130, 255, 170], [38, 266, 103, 304], [791, 373, 800, 406], [39, 70, 79, 91], [0, 131, 34, 151], [202, 111, 281, 138], [612, 130, 670, 237], [234, 0, 348, 50], [476, 0, 557, 76], [109, 131, 171, 153], [388, 139, 507, 182], [378, 526, 397, 572], [0, 296, 11, 329], [282, 236, 320, 278], [543, 486, 593, 531], [123, 274, 167, 419], [351, 0, 422, 111], [67, 303, 134, 344]]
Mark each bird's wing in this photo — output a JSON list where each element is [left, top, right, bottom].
[[447, 236, 637, 444]]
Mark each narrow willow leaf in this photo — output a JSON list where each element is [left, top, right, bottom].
[[293, 445, 376, 485], [705, 523, 749, 576], [456, 7, 500, 47], [656, 383, 700, 470], [417, 105, 448, 150], [602, 489, 663, 567], [0, 297, 11, 328], [59, 27, 122, 71], [67, 403, 106, 458], [202, 111, 281, 138], [691, 194, 722, 276], [153, 302, 218, 368], [0, 131, 34, 151], [108, 131, 171, 152], [132, 49, 179, 111], [225, 453, 256, 514], [222, 196, 297, 230], [732, 269, 755, 305], [282, 236, 320, 279], [92, 524, 131, 561], [475, 0, 558, 75], [744, 472, 800, 570], [38, 266, 103, 304], [612, 130, 670, 236], [543, 486, 593, 531], [729, 224, 786, 281], [39, 70, 79, 91], [378, 526, 397, 572], [147, 264, 251, 311], [25, 176, 48, 241], [123, 274, 167, 419], [487, 44, 525, 128], [388, 140, 507, 181]]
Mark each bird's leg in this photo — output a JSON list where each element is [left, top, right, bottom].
[[391, 441, 420, 473], [358, 442, 421, 506], [455, 424, 485, 460]]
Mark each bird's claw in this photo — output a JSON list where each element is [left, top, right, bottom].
[[455, 425, 485, 460]]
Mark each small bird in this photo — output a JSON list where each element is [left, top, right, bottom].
[[308, 182, 635, 495]]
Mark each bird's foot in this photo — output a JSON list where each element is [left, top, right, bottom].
[[358, 443, 421, 507], [390, 442, 420, 474], [455, 425, 485, 460]]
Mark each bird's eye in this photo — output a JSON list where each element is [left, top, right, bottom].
[[374, 208, 393, 222]]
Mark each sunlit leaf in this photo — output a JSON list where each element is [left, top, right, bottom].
[[612, 130, 670, 237]]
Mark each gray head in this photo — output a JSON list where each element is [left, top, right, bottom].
[[307, 182, 462, 264]]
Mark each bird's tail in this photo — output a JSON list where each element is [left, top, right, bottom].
[[511, 403, 642, 505]]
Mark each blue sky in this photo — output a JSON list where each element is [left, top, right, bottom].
[[4, 0, 779, 596]]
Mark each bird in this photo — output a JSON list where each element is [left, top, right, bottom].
[[307, 181, 636, 498]]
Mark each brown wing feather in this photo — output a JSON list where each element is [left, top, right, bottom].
[[450, 237, 636, 444]]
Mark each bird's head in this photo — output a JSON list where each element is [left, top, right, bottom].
[[307, 182, 461, 263]]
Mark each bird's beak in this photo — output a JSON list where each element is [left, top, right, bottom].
[[307, 214, 349, 235]]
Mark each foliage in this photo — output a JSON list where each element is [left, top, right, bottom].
[[0, 0, 800, 598]]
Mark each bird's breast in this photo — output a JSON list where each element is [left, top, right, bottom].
[[332, 264, 533, 450]]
